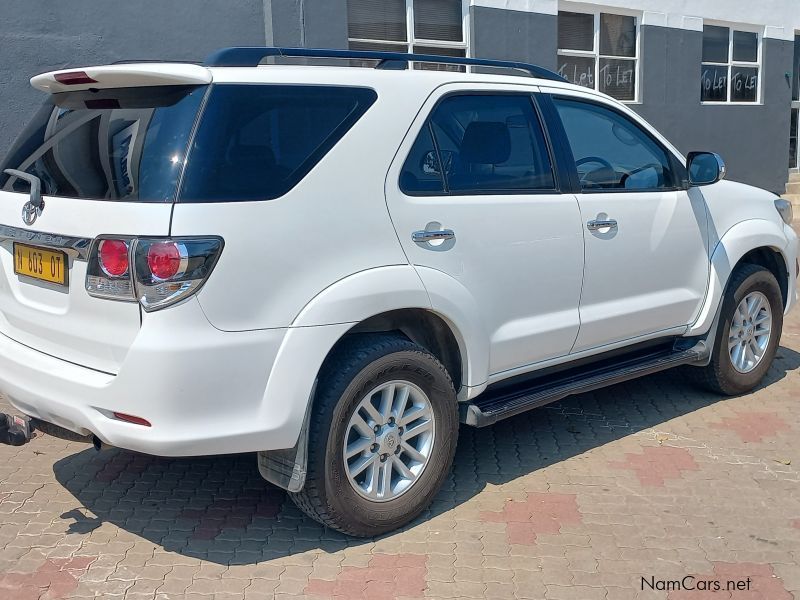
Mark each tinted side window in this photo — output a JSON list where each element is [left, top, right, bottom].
[[400, 124, 445, 194], [553, 97, 676, 191], [401, 94, 555, 195], [179, 85, 377, 203]]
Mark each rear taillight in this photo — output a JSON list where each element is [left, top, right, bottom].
[[86, 238, 134, 301], [86, 236, 223, 311], [98, 240, 129, 277]]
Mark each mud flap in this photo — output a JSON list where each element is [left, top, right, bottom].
[[257, 382, 315, 493]]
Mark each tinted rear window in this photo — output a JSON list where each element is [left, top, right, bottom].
[[178, 85, 377, 202], [0, 86, 205, 202]]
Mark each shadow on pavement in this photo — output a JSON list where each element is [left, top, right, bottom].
[[52, 346, 800, 565]]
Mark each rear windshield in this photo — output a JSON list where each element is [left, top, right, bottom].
[[0, 86, 205, 202], [1, 84, 377, 203], [179, 85, 377, 202]]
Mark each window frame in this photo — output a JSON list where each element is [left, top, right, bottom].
[[547, 93, 689, 195], [399, 91, 563, 197], [701, 22, 763, 105], [347, 0, 470, 61], [557, 8, 641, 104]]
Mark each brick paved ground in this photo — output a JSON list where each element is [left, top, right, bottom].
[[1, 318, 799, 599]]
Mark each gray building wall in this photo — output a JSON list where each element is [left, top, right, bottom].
[[0, 0, 267, 164], [633, 26, 794, 194], [470, 6, 557, 71], [0, 2, 794, 193], [473, 10, 794, 194]]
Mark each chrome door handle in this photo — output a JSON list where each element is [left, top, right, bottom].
[[587, 219, 618, 232], [412, 229, 455, 243]]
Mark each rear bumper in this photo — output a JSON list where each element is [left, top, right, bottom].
[[0, 298, 349, 456]]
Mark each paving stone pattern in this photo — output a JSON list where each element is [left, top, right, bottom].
[[1, 301, 800, 598]]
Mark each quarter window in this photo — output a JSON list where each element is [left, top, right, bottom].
[[347, 0, 467, 70], [557, 11, 638, 102], [400, 95, 555, 195], [701, 25, 761, 103], [553, 97, 677, 192]]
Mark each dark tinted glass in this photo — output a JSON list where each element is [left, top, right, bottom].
[[600, 14, 636, 57], [400, 124, 446, 194], [558, 11, 594, 51], [413, 0, 463, 42], [790, 109, 798, 170], [703, 25, 730, 63], [553, 98, 675, 191], [347, 0, 407, 42], [179, 85, 377, 203], [557, 55, 596, 89], [732, 31, 758, 62], [793, 35, 800, 102], [0, 86, 204, 201], [599, 58, 636, 101], [424, 95, 554, 193], [731, 67, 759, 102], [701, 64, 729, 102]]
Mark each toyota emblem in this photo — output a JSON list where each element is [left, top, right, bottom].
[[21, 200, 41, 226]]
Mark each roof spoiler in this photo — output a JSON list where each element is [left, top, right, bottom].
[[30, 63, 213, 94]]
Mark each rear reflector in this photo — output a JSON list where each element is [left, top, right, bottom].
[[53, 71, 98, 85], [112, 412, 152, 427]]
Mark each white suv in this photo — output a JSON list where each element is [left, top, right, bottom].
[[0, 48, 796, 536]]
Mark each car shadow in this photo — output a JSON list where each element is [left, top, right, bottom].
[[52, 346, 800, 565]]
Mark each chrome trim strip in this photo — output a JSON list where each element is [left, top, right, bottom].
[[0, 224, 92, 260]]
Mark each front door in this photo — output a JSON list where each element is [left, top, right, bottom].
[[546, 92, 709, 353], [386, 86, 585, 376]]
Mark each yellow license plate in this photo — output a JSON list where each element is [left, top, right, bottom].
[[13, 243, 68, 286]]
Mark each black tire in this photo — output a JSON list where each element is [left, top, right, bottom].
[[691, 263, 783, 395], [289, 333, 459, 537]]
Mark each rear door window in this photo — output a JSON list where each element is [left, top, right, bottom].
[[400, 94, 555, 195], [0, 86, 205, 202], [178, 85, 377, 202]]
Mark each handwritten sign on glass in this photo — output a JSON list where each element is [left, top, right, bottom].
[[701, 65, 728, 102], [598, 58, 635, 101], [558, 56, 595, 90], [731, 66, 758, 102]]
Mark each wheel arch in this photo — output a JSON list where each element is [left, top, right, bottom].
[[687, 219, 792, 336]]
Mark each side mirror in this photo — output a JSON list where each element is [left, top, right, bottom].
[[687, 152, 726, 186]]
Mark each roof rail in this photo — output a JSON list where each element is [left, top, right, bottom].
[[203, 47, 567, 83]]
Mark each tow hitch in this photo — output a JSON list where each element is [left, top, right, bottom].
[[0, 413, 33, 446]]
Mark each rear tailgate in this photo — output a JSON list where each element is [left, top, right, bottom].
[[0, 71, 208, 373], [0, 199, 171, 373]]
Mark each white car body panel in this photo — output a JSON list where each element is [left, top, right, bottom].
[[385, 82, 586, 376], [571, 188, 710, 351], [0, 192, 172, 373]]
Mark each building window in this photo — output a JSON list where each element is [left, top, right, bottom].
[[701, 25, 761, 103], [347, 0, 468, 70], [557, 11, 638, 102]]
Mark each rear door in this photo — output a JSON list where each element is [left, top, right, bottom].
[[0, 84, 205, 373], [385, 84, 585, 376]]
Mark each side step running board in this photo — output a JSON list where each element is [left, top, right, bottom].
[[461, 347, 701, 428]]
